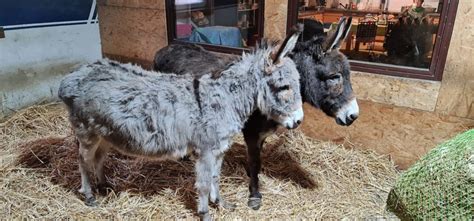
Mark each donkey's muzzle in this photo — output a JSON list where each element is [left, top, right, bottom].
[[283, 107, 304, 129], [335, 98, 359, 126], [336, 113, 358, 126], [286, 120, 301, 129]]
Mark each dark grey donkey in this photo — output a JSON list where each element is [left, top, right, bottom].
[[153, 17, 358, 210], [58, 32, 303, 220]]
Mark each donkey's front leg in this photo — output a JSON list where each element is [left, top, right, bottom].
[[243, 111, 278, 210], [195, 150, 216, 221], [243, 121, 275, 210], [244, 133, 268, 210], [209, 152, 236, 210]]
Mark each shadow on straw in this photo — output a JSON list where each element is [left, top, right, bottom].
[[17, 135, 316, 212]]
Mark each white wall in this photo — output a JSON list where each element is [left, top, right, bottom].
[[0, 24, 101, 118]]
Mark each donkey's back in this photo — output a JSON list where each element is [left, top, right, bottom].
[[59, 60, 197, 156], [154, 44, 238, 77]]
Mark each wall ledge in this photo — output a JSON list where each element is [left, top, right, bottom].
[[352, 71, 441, 112]]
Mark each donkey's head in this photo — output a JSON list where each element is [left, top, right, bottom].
[[292, 17, 359, 126], [254, 32, 303, 129]]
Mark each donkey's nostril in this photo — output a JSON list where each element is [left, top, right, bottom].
[[349, 114, 359, 121], [286, 123, 299, 130], [296, 120, 302, 125]]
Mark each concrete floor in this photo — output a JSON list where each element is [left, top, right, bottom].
[[299, 100, 474, 169]]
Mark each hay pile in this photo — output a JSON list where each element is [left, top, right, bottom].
[[387, 129, 473, 220], [0, 103, 400, 219]]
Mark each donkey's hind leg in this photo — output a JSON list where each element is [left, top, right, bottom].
[[94, 144, 112, 195], [75, 129, 101, 206]]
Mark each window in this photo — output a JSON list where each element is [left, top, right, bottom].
[[166, 0, 264, 53], [288, 0, 459, 80]]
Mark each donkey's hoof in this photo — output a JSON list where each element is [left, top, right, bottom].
[[97, 183, 114, 196], [199, 211, 211, 221], [220, 200, 237, 211], [247, 197, 262, 210], [85, 196, 98, 207]]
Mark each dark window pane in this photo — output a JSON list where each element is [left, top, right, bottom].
[[173, 0, 262, 48], [297, 0, 442, 69], [0, 0, 94, 26]]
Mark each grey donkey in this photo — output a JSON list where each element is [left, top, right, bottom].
[[58, 32, 303, 220], [153, 17, 358, 209]]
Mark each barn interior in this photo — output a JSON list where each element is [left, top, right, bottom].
[[0, 0, 472, 219]]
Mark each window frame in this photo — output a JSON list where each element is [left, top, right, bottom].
[[165, 0, 265, 55], [287, 0, 459, 81]]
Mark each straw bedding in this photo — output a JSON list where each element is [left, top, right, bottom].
[[0, 103, 399, 219]]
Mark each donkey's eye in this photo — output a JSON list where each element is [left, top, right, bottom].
[[318, 73, 341, 81], [277, 85, 290, 92], [327, 75, 341, 80]]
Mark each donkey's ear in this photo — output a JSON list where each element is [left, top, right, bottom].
[[272, 31, 301, 64], [324, 16, 352, 52], [340, 16, 352, 44]]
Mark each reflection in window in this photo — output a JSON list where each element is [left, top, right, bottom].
[[173, 0, 262, 48], [298, 0, 442, 69]]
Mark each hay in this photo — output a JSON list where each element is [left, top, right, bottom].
[[386, 129, 474, 220], [1, 103, 400, 219]]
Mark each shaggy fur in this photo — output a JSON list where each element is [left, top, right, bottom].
[[58, 33, 303, 220], [152, 17, 358, 210], [291, 18, 357, 125], [154, 19, 357, 126], [153, 44, 237, 78]]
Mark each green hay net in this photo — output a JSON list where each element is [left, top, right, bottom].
[[387, 129, 474, 220]]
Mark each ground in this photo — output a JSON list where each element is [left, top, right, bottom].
[[2, 100, 471, 219], [0, 102, 400, 219], [300, 100, 474, 169]]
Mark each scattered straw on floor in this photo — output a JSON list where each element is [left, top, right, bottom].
[[0, 103, 400, 219]]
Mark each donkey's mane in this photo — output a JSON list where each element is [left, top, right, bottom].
[[214, 39, 278, 79], [292, 35, 325, 59]]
